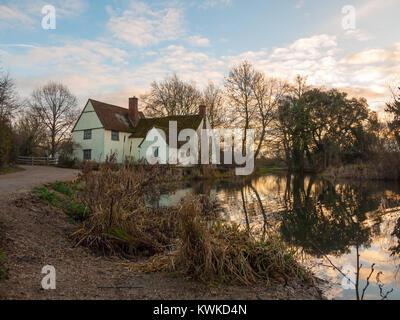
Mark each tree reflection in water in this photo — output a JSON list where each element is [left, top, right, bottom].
[[280, 175, 380, 257], [278, 175, 397, 300], [156, 174, 400, 299], [233, 174, 399, 299]]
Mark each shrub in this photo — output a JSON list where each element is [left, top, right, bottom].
[[58, 157, 76, 168]]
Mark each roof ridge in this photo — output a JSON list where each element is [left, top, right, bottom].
[[145, 114, 202, 120], [89, 99, 128, 111]]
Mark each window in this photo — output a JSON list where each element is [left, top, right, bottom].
[[83, 129, 92, 140], [83, 149, 92, 160], [111, 130, 119, 141], [153, 147, 159, 158]]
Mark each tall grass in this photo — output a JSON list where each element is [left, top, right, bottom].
[[134, 198, 312, 286], [71, 156, 178, 257]]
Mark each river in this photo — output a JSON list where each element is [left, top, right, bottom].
[[150, 173, 400, 300]]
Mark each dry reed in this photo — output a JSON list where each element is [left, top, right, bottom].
[[71, 155, 178, 257], [132, 197, 312, 286]]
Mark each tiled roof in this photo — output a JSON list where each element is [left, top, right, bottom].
[[130, 115, 204, 139], [75, 99, 203, 140], [89, 99, 134, 132]]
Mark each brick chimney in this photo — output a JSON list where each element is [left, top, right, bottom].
[[199, 105, 207, 129], [129, 97, 140, 127], [199, 105, 207, 119]]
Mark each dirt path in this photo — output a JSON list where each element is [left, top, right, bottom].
[[0, 168, 323, 300], [0, 166, 79, 195]]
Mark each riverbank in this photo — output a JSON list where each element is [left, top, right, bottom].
[[322, 163, 400, 181], [0, 191, 324, 300]]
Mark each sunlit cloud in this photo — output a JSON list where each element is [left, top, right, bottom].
[[106, 1, 184, 47], [187, 35, 211, 47]]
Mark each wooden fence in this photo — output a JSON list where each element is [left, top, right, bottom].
[[17, 156, 58, 166]]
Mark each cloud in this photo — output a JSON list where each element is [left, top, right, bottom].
[[343, 44, 400, 65], [222, 35, 398, 110], [0, 0, 88, 30], [6, 40, 128, 69], [106, 1, 184, 47], [343, 29, 373, 42], [0, 4, 35, 28], [222, 35, 341, 87], [295, 0, 305, 9], [199, 0, 233, 9], [53, 0, 88, 18], [343, 49, 391, 65], [187, 35, 210, 47], [132, 45, 225, 87], [2, 31, 398, 116], [356, 0, 399, 19], [1, 39, 131, 103]]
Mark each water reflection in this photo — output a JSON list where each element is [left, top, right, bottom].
[[156, 174, 400, 300], [280, 176, 381, 257], [279, 175, 396, 300]]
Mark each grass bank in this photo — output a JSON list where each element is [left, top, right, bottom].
[[33, 180, 88, 223]]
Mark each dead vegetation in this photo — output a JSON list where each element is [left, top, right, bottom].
[[31, 156, 313, 287], [70, 155, 178, 258], [131, 198, 312, 286]]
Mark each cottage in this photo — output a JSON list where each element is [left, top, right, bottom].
[[72, 97, 211, 164]]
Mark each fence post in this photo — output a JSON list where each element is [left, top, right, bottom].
[[31, 157, 34, 166]]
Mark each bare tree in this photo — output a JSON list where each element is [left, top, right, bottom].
[[141, 74, 202, 117], [291, 74, 311, 100], [224, 61, 257, 153], [15, 111, 48, 156], [27, 82, 78, 157], [386, 86, 400, 148], [252, 73, 289, 159], [201, 81, 226, 128], [0, 70, 18, 121]]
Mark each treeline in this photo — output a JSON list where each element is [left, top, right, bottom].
[[0, 67, 78, 169], [1, 61, 400, 176], [141, 61, 400, 176]]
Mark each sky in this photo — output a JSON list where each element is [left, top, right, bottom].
[[0, 0, 399, 114]]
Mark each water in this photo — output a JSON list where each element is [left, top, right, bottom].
[[153, 174, 400, 300]]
